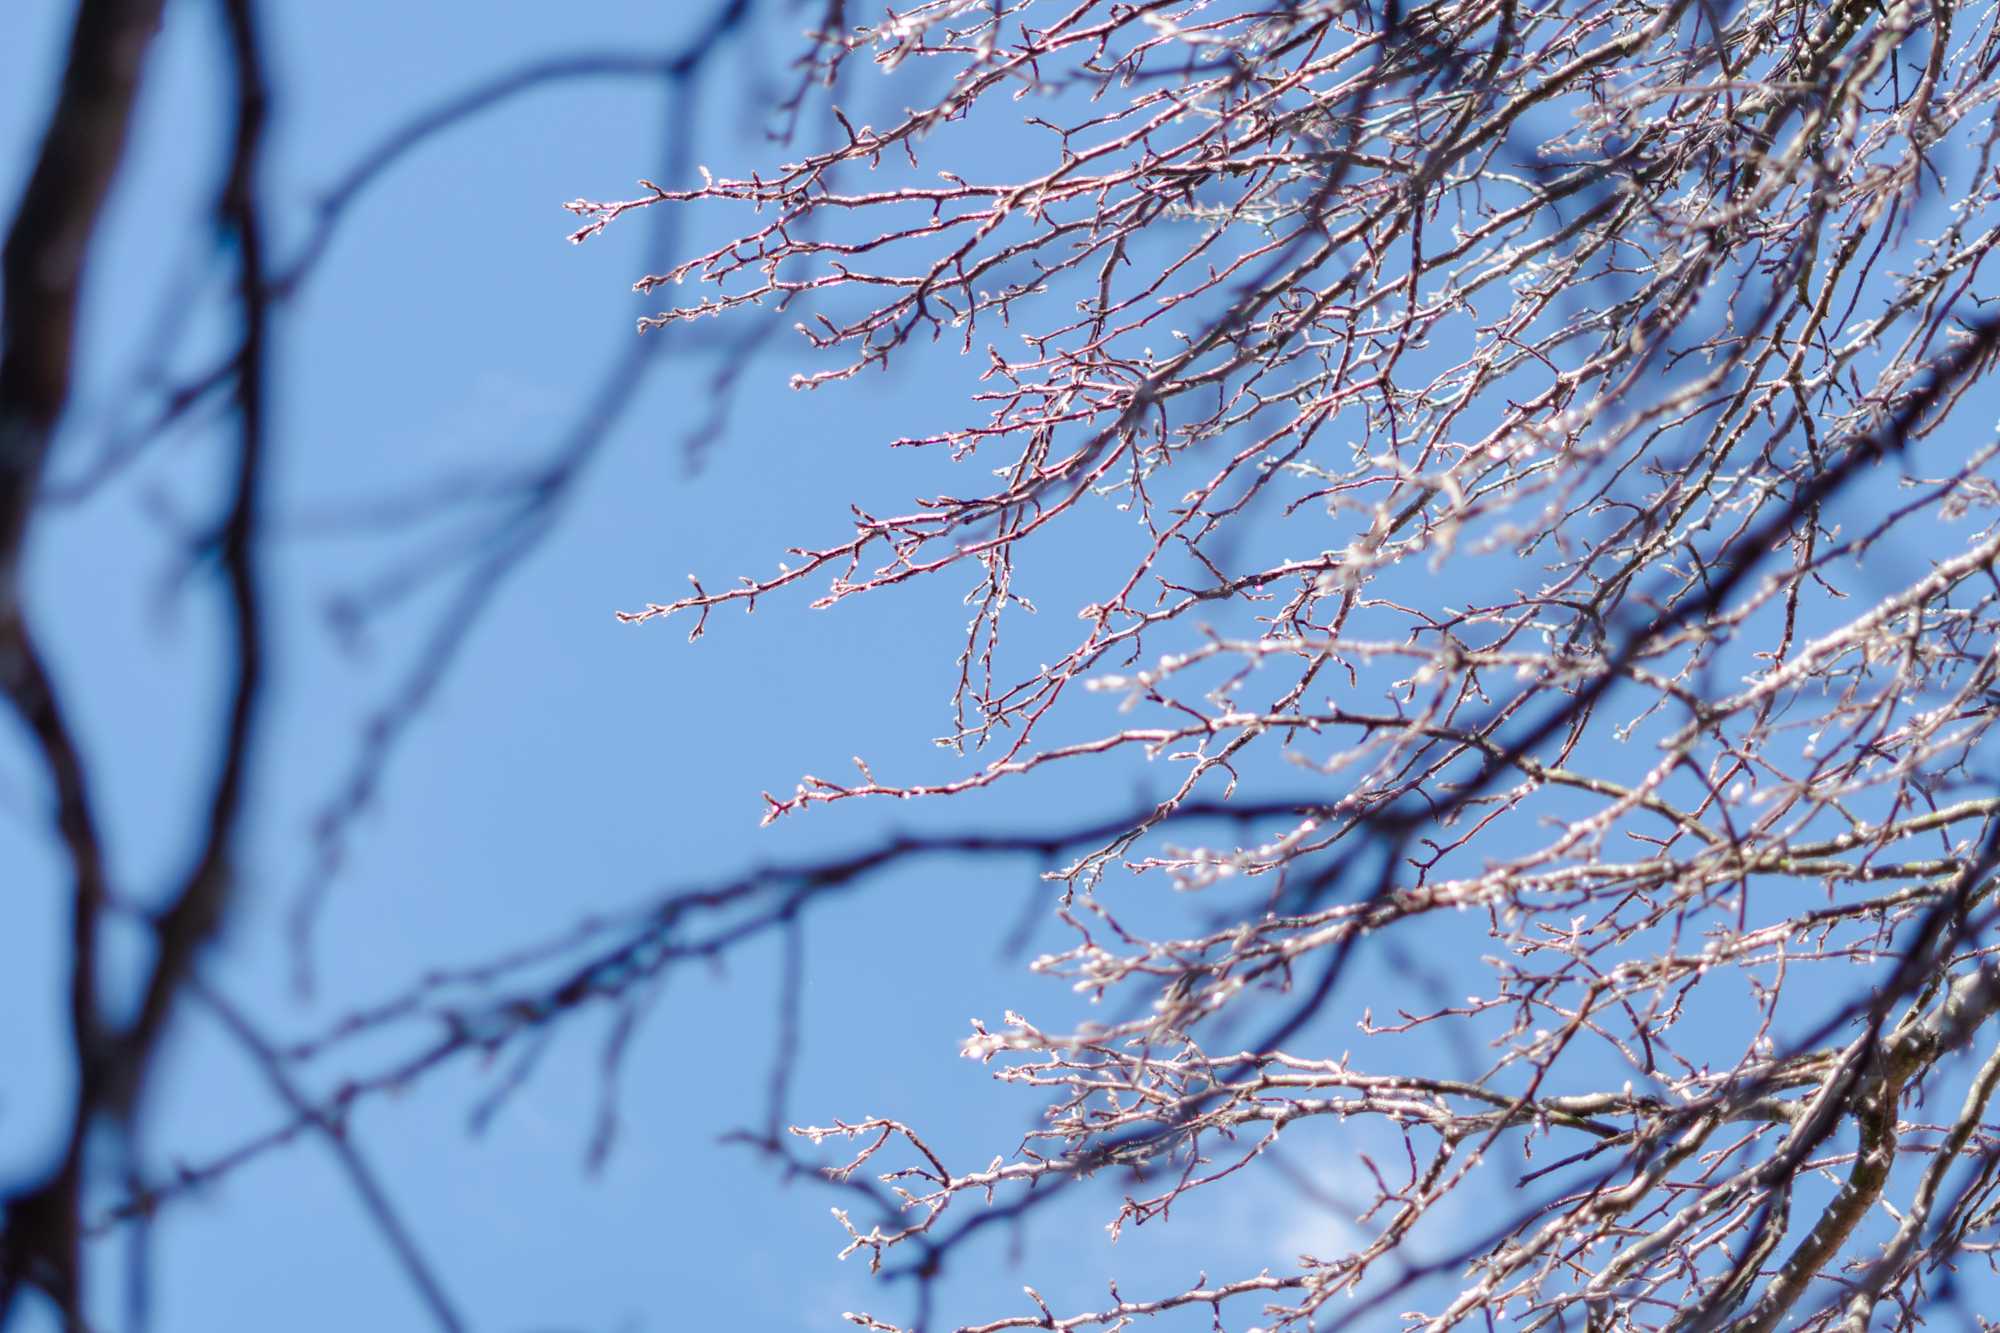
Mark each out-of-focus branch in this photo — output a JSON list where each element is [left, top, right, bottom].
[[0, 1, 167, 1322], [0, 0, 165, 595], [1, 0, 270, 1323], [195, 983, 467, 1333], [120, 0, 270, 1107]]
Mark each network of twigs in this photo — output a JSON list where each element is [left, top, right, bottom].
[[563, 0, 2000, 1328]]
